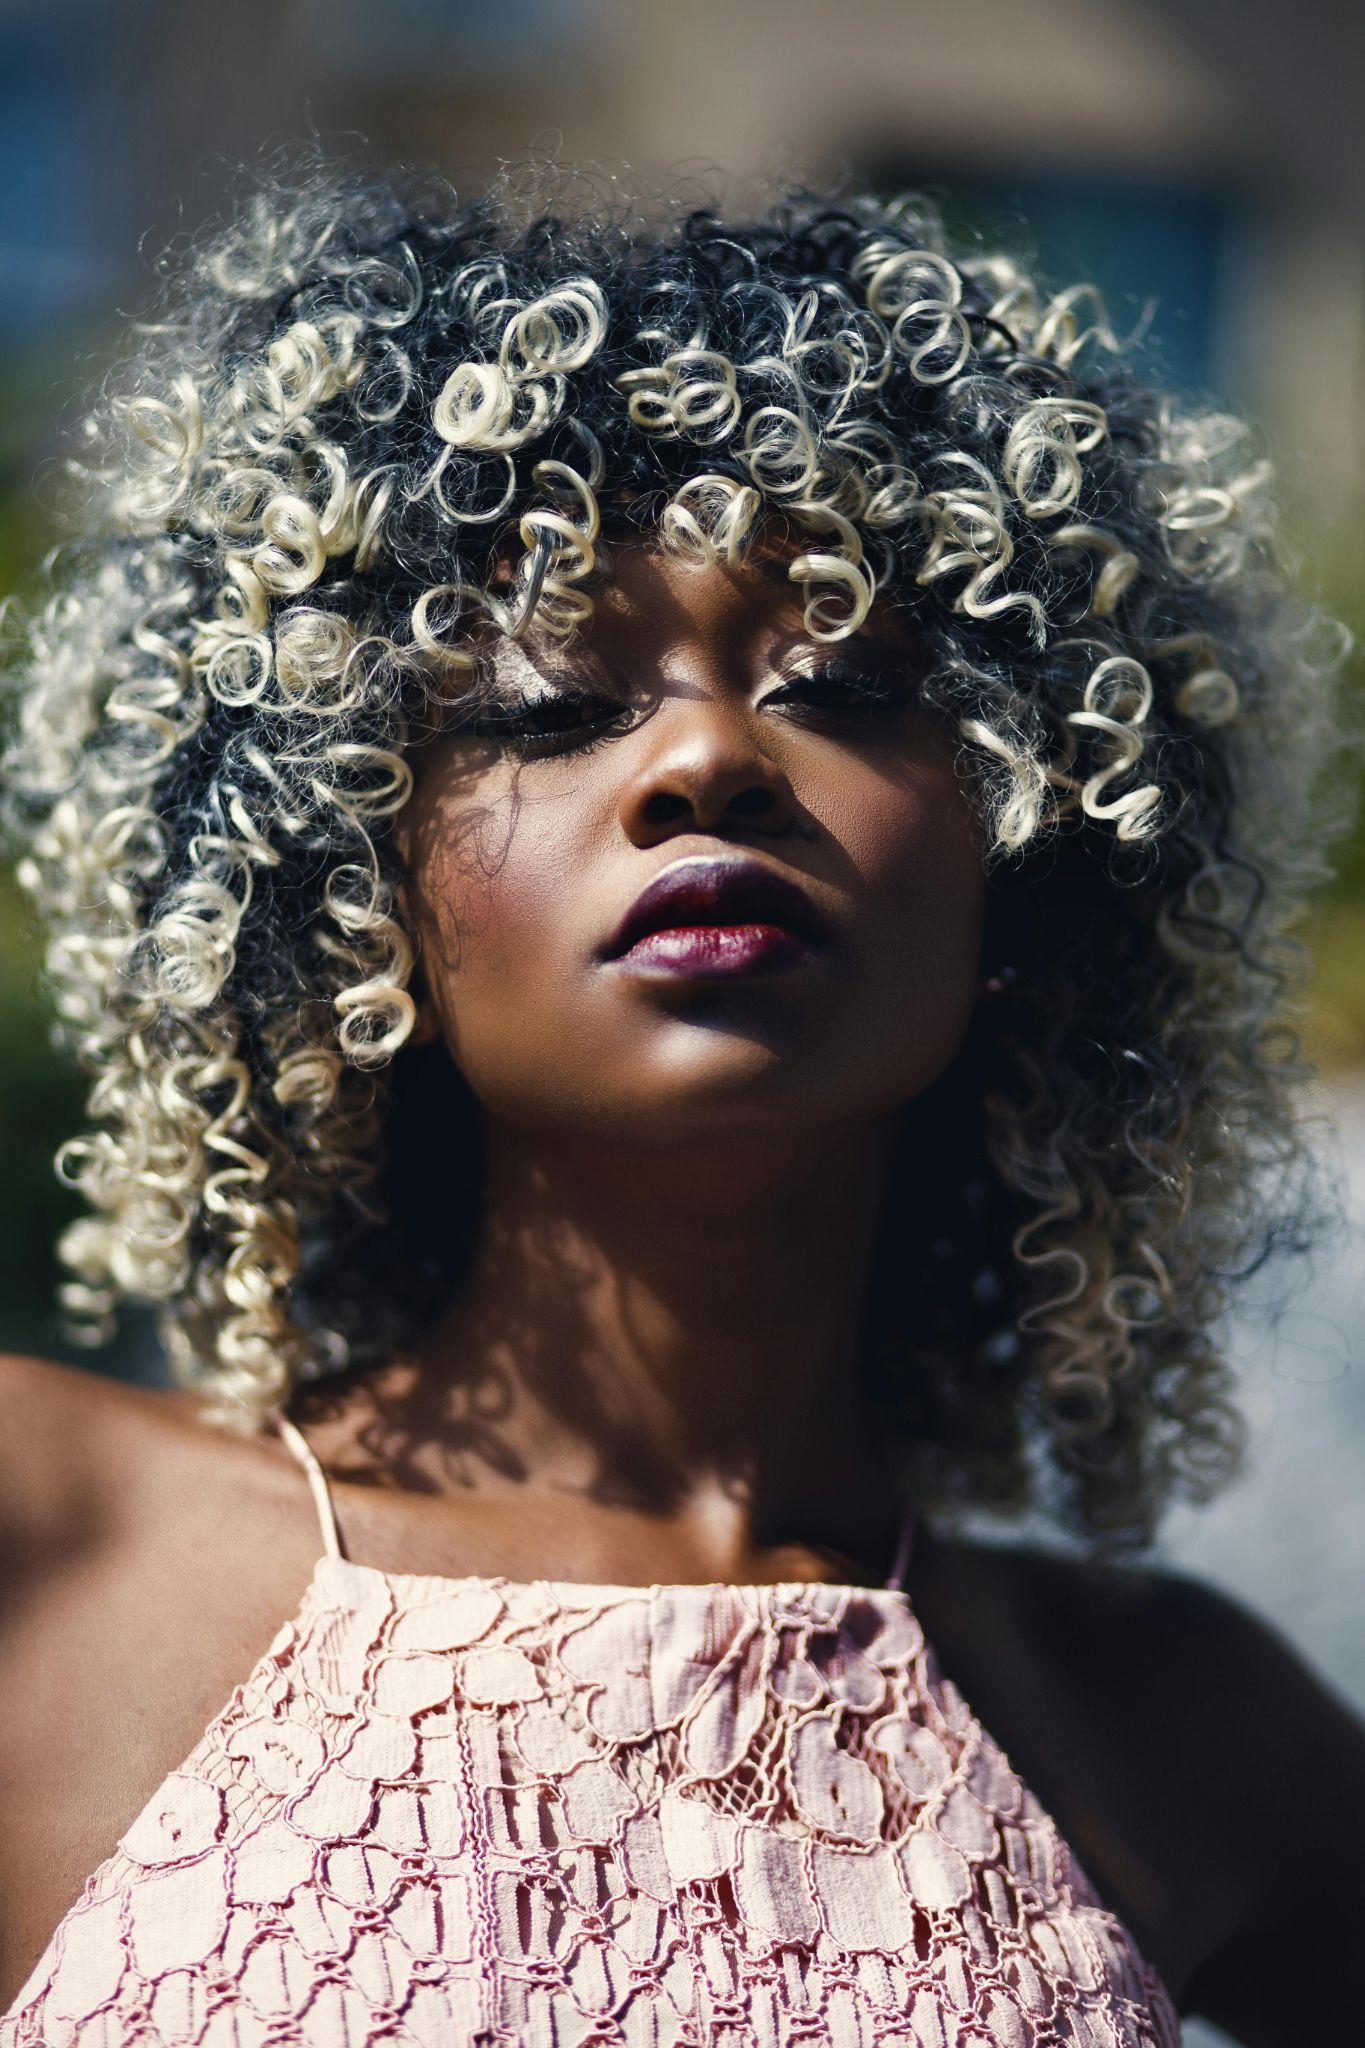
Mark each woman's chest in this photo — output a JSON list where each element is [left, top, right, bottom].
[[3, 1561, 1184, 2045]]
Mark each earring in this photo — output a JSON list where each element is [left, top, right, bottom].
[[980, 965, 1018, 998]]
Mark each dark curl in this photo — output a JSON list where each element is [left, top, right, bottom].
[[2, 156, 1352, 1542]]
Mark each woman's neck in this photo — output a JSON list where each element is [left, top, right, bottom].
[[346, 1113, 911, 1578]]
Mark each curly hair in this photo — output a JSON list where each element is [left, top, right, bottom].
[[2, 155, 1350, 1542]]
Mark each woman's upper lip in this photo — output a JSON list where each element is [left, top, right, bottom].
[[602, 855, 830, 960]]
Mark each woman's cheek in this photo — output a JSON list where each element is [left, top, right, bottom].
[[415, 786, 597, 1033], [841, 764, 986, 1065], [837, 755, 983, 918]]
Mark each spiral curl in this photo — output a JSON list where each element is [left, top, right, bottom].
[[1, 160, 1352, 1537]]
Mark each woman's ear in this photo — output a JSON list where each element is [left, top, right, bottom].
[[392, 801, 414, 875]]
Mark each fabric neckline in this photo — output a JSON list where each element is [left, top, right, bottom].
[[273, 1405, 917, 1594], [310, 1548, 921, 1604]]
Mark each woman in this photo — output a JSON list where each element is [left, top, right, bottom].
[[1, 159, 1361, 2044]]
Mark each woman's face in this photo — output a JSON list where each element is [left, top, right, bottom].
[[401, 545, 986, 1144]]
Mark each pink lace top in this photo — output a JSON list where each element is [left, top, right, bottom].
[[2, 1415, 1180, 2047]]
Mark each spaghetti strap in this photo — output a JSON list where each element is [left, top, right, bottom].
[[274, 1409, 346, 1561], [884, 1495, 914, 1591]]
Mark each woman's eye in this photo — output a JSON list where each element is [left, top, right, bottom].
[[766, 660, 909, 724], [465, 690, 632, 759], [454, 657, 914, 760]]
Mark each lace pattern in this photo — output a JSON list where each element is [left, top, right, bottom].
[[2, 1557, 1180, 2045]]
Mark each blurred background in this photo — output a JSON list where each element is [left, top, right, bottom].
[[0, 8, 1360, 2027]]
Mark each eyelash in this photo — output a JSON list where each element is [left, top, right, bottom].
[[465, 658, 910, 761]]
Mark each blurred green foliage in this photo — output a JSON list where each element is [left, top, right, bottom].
[[0, 868, 86, 1359], [0, 378, 158, 1375], [0, 426, 91, 1366]]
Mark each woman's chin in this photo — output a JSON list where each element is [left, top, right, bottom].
[[487, 1057, 899, 1151]]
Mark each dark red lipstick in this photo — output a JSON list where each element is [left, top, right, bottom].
[[602, 856, 827, 980]]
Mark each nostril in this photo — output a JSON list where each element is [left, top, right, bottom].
[[641, 790, 695, 826], [623, 752, 799, 846], [640, 781, 779, 832]]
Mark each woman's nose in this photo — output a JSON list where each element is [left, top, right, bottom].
[[616, 700, 803, 846]]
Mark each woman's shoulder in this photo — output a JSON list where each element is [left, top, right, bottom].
[[932, 1530, 1365, 2019], [1078, 1551, 1365, 2025], [0, 1353, 238, 1595], [962, 1531, 1365, 1792], [0, 1354, 134, 1569], [0, 1358, 327, 2003]]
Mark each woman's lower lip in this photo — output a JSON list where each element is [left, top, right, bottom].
[[613, 923, 816, 976]]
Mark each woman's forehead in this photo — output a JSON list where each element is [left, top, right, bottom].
[[497, 538, 923, 667]]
